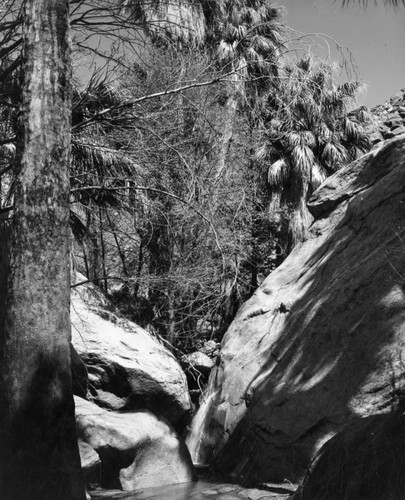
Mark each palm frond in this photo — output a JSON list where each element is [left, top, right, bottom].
[[296, 56, 311, 73], [0, 143, 16, 157], [292, 145, 315, 176], [344, 116, 362, 141], [252, 35, 276, 54], [323, 89, 343, 108], [318, 122, 333, 143], [310, 162, 328, 190], [70, 141, 143, 208], [258, 53, 372, 253], [71, 141, 137, 176], [246, 46, 262, 63], [218, 40, 234, 63], [268, 158, 288, 187], [346, 143, 370, 161], [300, 130, 317, 148], [285, 132, 301, 150], [321, 141, 348, 169]]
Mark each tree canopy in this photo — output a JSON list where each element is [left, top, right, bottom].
[[0, 0, 372, 352]]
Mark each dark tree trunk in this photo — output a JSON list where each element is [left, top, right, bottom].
[[0, 219, 11, 335], [0, 0, 85, 498]]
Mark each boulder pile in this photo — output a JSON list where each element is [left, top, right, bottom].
[[364, 88, 405, 145], [70, 277, 194, 492], [71, 277, 191, 428]]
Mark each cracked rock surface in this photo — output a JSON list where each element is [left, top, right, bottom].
[[191, 136, 405, 485]]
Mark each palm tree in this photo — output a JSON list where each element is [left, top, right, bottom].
[[212, 1, 286, 181], [0, 0, 85, 497], [123, 0, 286, 181], [121, 0, 211, 46], [257, 55, 372, 254]]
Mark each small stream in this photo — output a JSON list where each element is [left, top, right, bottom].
[[89, 479, 294, 500], [186, 372, 219, 464], [89, 361, 297, 499]]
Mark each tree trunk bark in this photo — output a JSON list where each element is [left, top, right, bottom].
[[0, 0, 85, 498], [0, 219, 10, 335], [215, 91, 238, 182]]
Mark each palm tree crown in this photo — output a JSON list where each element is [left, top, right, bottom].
[[257, 55, 372, 251]]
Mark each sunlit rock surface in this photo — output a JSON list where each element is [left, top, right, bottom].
[[71, 278, 191, 428], [75, 396, 195, 491], [189, 135, 405, 484]]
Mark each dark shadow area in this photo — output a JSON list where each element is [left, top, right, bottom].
[[297, 414, 405, 500], [0, 354, 84, 500], [71, 344, 89, 398], [0, 219, 11, 338], [96, 449, 133, 490]]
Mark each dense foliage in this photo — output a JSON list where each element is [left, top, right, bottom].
[[0, 0, 372, 352], [256, 56, 372, 253]]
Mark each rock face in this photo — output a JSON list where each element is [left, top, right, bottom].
[[189, 135, 405, 485], [75, 396, 195, 491], [71, 279, 191, 428]]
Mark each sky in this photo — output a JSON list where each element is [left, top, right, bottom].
[[278, 0, 405, 107]]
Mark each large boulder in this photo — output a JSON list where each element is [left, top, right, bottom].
[[75, 396, 195, 491], [181, 351, 214, 378], [71, 279, 191, 428], [188, 135, 405, 484]]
